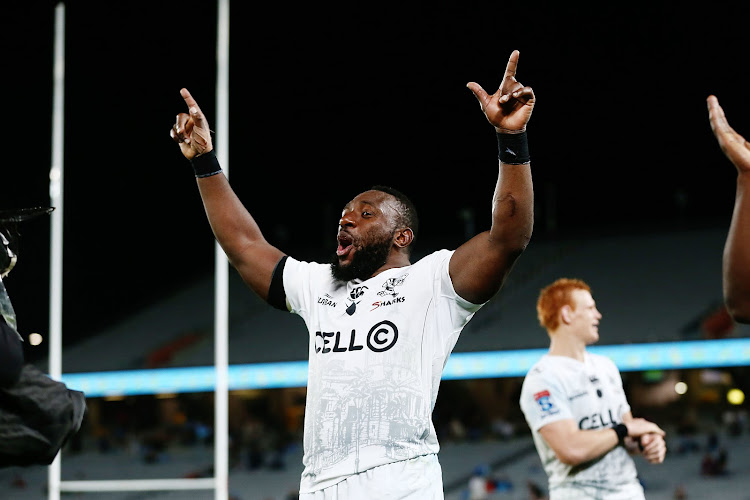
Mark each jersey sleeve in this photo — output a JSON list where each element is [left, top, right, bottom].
[[520, 365, 574, 432], [282, 256, 328, 321], [432, 249, 484, 350], [435, 249, 484, 313]]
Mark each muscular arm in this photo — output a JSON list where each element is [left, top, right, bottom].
[[538, 419, 619, 466], [171, 89, 285, 301], [196, 174, 285, 300], [707, 95, 750, 323], [538, 415, 665, 466], [723, 173, 750, 322], [453, 50, 534, 304], [449, 156, 533, 304]]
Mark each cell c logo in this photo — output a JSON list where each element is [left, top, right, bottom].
[[366, 320, 398, 352]]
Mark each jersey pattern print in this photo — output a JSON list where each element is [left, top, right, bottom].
[[283, 250, 483, 493]]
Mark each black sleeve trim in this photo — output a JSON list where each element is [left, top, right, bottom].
[[267, 256, 289, 311]]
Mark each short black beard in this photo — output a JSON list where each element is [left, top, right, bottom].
[[330, 236, 393, 282]]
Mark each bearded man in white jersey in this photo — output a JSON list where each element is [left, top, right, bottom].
[[170, 50, 535, 499], [520, 278, 667, 500]]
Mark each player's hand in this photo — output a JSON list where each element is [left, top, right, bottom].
[[170, 88, 213, 160], [708, 95, 750, 174], [625, 418, 665, 438], [639, 433, 666, 464], [467, 50, 535, 133]]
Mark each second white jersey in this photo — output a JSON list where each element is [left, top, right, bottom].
[[519, 353, 641, 498], [283, 249, 483, 493]]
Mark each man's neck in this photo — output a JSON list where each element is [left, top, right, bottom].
[[370, 255, 412, 278], [548, 333, 586, 362]]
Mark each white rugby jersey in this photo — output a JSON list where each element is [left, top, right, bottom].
[[519, 353, 642, 498], [282, 249, 484, 493]]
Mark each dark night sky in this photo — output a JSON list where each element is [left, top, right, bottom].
[[3, 1, 749, 362]]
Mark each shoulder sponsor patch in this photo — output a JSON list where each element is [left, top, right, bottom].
[[534, 389, 558, 416]]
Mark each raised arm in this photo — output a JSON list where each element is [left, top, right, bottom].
[[170, 88, 285, 301], [453, 50, 534, 304], [707, 95, 750, 323]]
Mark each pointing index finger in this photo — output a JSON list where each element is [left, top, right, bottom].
[[180, 88, 197, 109], [180, 88, 206, 125], [504, 50, 520, 79]]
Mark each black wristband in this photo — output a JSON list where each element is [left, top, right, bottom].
[[613, 423, 628, 446], [189, 150, 222, 178], [497, 131, 530, 164]]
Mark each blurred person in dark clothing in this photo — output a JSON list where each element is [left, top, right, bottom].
[[0, 210, 27, 387], [0, 207, 86, 467], [0, 208, 57, 382], [707, 95, 750, 323]]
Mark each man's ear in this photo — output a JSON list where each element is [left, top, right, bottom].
[[394, 227, 414, 249], [560, 304, 573, 325]]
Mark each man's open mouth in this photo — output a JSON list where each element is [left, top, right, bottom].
[[336, 232, 354, 257]]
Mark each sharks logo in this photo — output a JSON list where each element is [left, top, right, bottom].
[[377, 273, 408, 297]]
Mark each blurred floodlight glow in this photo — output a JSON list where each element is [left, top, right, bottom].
[[727, 388, 745, 405]]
